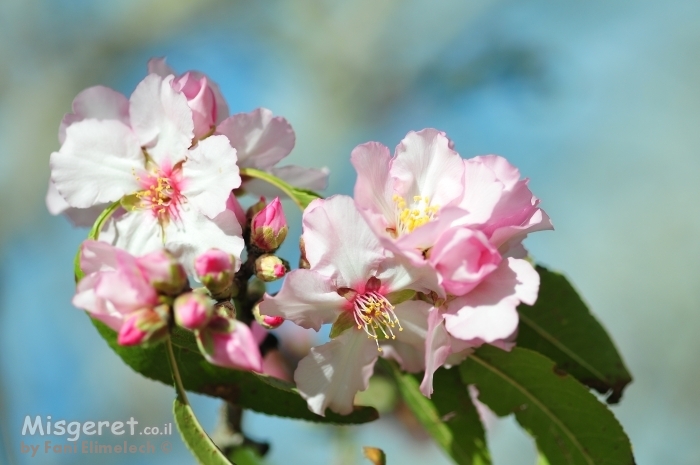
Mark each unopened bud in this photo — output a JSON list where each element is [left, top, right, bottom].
[[246, 278, 267, 304], [299, 237, 310, 269], [245, 196, 267, 221], [137, 250, 187, 296], [250, 197, 288, 252], [174, 292, 214, 330], [117, 306, 169, 347], [255, 255, 290, 282], [195, 249, 238, 299], [253, 302, 285, 329]]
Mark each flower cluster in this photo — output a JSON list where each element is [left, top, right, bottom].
[[260, 129, 551, 415], [50, 58, 551, 417], [49, 58, 322, 372]]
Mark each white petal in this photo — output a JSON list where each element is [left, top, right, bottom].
[[50, 120, 143, 208], [130, 74, 193, 166], [216, 108, 294, 169], [302, 196, 386, 286], [294, 329, 378, 416], [258, 270, 345, 331], [46, 180, 107, 227], [392, 129, 465, 208], [181, 135, 241, 218], [108, 211, 164, 257], [58, 86, 130, 144], [163, 203, 244, 276], [380, 300, 433, 373]]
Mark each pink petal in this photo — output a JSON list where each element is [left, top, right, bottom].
[[200, 323, 263, 372], [420, 309, 452, 398], [46, 180, 105, 227], [58, 86, 130, 144], [129, 74, 193, 166], [351, 141, 396, 224], [80, 240, 121, 274], [301, 195, 386, 286], [391, 129, 465, 208], [258, 269, 345, 331], [181, 135, 241, 218], [443, 258, 539, 344], [50, 119, 143, 208], [216, 108, 294, 169], [429, 227, 501, 296], [294, 329, 378, 416]]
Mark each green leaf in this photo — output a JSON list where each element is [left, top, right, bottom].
[[517, 265, 632, 403], [93, 319, 378, 425], [385, 360, 491, 465], [173, 395, 232, 465], [73, 201, 121, 281], [329, 312, 355, 338], [461, 346, 634, 465], [240, 168, 322, 211]]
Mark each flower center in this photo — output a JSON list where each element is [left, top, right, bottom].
[[392, 194, 439, 236], [133, 170, 183, 223], [352, 291, 403, 351]]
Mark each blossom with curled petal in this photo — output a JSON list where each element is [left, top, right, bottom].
[[260, 195, 443, 415], [50, 73, 244, 272], [148, 57, 229, 140]]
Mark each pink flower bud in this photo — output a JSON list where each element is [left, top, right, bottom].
[[253, 302, 284, 329], [174, 292, 214, 330], [196, 315, 263, 372], [255, 254, 289, 282], [136, 250, 187, 296], [195, 249, 237, 299], [245, 196, 267, 221], [250, 197, 288, 251], [117, 307, 168, 347]]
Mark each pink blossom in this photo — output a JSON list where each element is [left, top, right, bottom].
[[216, 108, 329, 195], [250, 197, 288, 251], [50, 74, 244, 272], [260, 195, 439, 415], [148, 57, 229, 140], [73, 240, 165, 344]]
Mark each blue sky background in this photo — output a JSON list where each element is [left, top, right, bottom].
[[1, 1, 700, 464]]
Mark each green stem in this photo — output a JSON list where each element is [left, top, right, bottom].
[[166, 336, 189, 404]]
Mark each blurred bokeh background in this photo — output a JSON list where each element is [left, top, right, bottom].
[[2, 0, 700, 463]]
